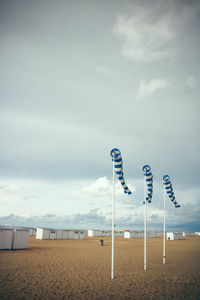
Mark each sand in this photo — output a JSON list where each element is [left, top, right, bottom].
[[0, 236, 199, 299]]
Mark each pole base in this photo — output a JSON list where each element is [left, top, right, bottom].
[[163, 256, 166, 264]]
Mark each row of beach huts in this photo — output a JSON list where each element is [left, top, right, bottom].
[[0, 227, 199, 250]]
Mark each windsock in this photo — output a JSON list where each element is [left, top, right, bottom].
[[163, 175, 180, 208], [110, 148, 132, 195], [142, 165, 153, 203]]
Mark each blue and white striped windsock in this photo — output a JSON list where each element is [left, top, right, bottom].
[[163, 175, 180, 208], [110, 148, 132, 195], [142, 165, 153, 203]]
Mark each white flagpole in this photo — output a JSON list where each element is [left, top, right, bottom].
[[163, 184, 166, 264], [144, 175, 147, 271], [111, 160, 115, 279]]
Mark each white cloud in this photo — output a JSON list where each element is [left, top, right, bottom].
[[80, 176, 135, 198], [113, 11, 175, 61], [137, 78, 170, 98], [113, 2, 198, 62], [81, 176, 120, 197]]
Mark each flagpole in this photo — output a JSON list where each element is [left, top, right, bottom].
[[163, 184, 166, 264], [111, 159, 115, 279], [144, 175, 147, 271]]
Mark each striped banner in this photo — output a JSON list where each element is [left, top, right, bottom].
[[110, 148, 132, 195], [142, 165, 153, 203], [163, 175, 180, 208]]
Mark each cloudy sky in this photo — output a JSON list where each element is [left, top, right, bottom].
[[0, 0, 199, 231]]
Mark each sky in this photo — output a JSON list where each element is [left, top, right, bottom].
[[0, 0, 199, 231]]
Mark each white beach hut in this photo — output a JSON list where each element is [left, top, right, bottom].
[[62, 230, 69, 239], [167, 232, 184, 240], [79, 231, 84, 239], [36, 228, 50, 239], [183, 232, 196, 237], [0, 228, 13, 250], [56, 230, 63, 239], [195, 232, 200, 236], [124, 231, 131, 238], [88, 229, 112, 237], [124, 231, 144, 239], [88, 229, 100, 237], [12, 229, 29, 250], [49, 229, 57, 240], [36, 228, 85, 240]]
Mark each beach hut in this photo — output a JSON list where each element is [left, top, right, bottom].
[[115, 231, 124, 237], [167, 232, 184, 240], [56, 230, 63, 239], [124, 231, 144, 239], [124, 231, 131, 238], [147, 232, 162, 238], [36, 228, 50, 239], [195, 232, 200, 236], [0, 228, 13, 250], [88, 229, 112, 237], [79, 231, 85, 239], [183, 232, 196, 237], [36, 228, 85, 240], [12, 229, 29, 250], [49, 229, 57, 239], [124, 231, 161, 239], [62, 230, 69, 239]]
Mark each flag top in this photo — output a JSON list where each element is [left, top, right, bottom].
[[163, 175, 181, 208], [110, 148, 132, 195], [142, 164, 153, 203]]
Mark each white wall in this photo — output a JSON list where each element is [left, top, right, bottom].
[[36, 228, 44, 239], [167, 232, 174, 240], [12, 229, 29, 249], [88, 230, 112, 237], [36, 228, 85, 240], [62, 230, 69, 239], [124, 231, 131, 238], [88, 230, 93, 237], [167, 232, 183, 240], [0, 229, 13, 250], [49, 230, 57, 239], [74, 231, 80, 239], [43, 229, 50, 239], [80, 232, 84, 239], [56, 230, 63, 239]]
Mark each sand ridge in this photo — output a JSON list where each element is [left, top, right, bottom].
[[0, 236, 200, 299]]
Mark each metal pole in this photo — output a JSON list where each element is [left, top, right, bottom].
[[144, 175, 147, 271], [163, 185, 166, 264], [111, 160, 115, 279]]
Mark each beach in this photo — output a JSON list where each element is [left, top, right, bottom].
[[0, 236, 199, 299]]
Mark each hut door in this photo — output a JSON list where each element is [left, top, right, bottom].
[[50, 230, 56, 239], [74, 231, 79, 239]]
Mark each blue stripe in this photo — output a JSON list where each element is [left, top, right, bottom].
[[114, 158, 122, 163], [116, 171, 122, 175], [115, 164, 122, 168]]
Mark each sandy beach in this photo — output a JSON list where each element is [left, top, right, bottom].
[[0, 236, 199, 299]]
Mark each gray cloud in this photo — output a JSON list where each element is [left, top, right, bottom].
[[1, 206, 199, 232]]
